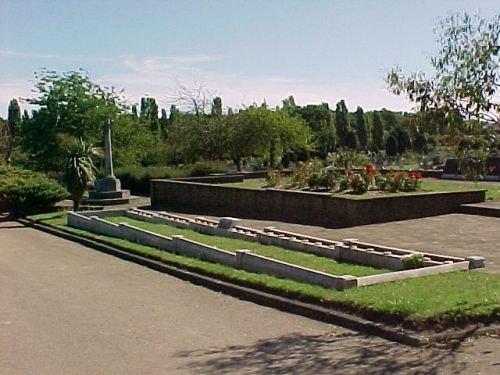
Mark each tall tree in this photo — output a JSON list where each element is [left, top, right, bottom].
[[168, 104, 180, 125], [140, 97, 160, 135], [1, 99, 21, 165], [345, 130, 359, 150], [160, 108, 168, 138], [211, 96, 223, 116], [22, 70, 122, 171], [354, 106, 369, 150], [386, 135, 398, 156], [299, 103, 336, 158], [335, 100, 350, 146], [372, 111, 384, 151]]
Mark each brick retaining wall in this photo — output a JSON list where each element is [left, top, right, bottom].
[[150, 179, 485, 228]]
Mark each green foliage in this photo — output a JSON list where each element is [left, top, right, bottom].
[[1, 99, 21, 165], [265, 170, 282, 187], [62, 139, 99, 211], [355, 106, 369, 150], [112, 114, 155, 167], [387, 12, 500, 126], [328, 148, 369, 170], [338, 164, 378, 194], [386, 135, 398, 156], [413, 132, 430, 153], [371, 111, 385, 151], [22, 69, 124, 171], [189, 160, 229, 177], [345, 173, 369, 194], [225, 105, 312, 169], [0, 166, 67, 210], [344, 129, 359, 150], [298, 103, 337, 158], [389, 125, 412, 154], [140, 97, 160, 136], [381, 171, 422, 192], [115, 161, 229, 195], [289, 160, 332, 190], [335, 99, 350, 146], [402, 253, 424, 270]]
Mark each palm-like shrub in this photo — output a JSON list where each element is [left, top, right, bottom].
[[63, 139, 100, 211]]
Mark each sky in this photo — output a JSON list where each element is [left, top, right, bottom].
[[0, 0, 498, 117]]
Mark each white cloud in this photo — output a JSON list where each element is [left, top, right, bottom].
[[99, 55, 413, 112], [0, 51, 414, 117]]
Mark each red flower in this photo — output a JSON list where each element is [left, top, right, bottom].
[[410, 171, 422, 180], [348, 170, 354, 176], [365, 163, 378, 175]]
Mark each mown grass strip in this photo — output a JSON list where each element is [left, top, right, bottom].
[[28, 211, 500, 325], [105, 216, 389, 277]]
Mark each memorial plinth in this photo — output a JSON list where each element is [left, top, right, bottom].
[[85, 118, 133, 206]]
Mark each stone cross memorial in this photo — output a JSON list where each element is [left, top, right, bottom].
[[86, 118, 131, 206]]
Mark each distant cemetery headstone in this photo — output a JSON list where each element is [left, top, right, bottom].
[[442, 157, 499, 181], [485, 156, 500, 179], [443, 159, 460, 175]]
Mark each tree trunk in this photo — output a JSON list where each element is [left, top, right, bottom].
[[269, 140, 276, 169], [235, 156, 242, 172]]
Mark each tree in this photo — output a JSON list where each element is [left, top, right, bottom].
[[160, 108, 168, 138], [299, 103, 336, 159], [211, 96, 223, 116], [168, 104, 180, 125], [390, 125, 412, 154], [226, 106, 312, 169], [414, 132, 430, 153], [387, 12, 500, 127], [355, 106, 369, 150], [345, 130, 359, 150], [1, 99, 21, 165], [62, 138, 99, 211], [371, 111, 384, 151], [140, 97, 160, 136], [386, 135, 398, 156], [335, 100, 350, 146], [22, 69, 123, 171]]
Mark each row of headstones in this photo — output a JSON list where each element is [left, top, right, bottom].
[[126, 209, 464, 270]]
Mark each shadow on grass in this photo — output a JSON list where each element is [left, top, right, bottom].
[[176, 331, 474, 375]]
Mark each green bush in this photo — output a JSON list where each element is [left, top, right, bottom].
[[0, 167, 67, 210], [189, 160, 229, 177], [265, 170, 282, 187], [115, 161, 229, 195], [381, 171, 422, 192]]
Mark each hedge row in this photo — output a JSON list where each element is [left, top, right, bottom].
[[115, 161, 229, 195]]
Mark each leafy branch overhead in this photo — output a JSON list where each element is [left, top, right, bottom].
[[387, 13, 500, 127]]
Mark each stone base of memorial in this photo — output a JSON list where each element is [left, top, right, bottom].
[[85, 177, 133, 206]]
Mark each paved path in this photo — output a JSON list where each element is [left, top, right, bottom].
[[1, 220, 499, 374]]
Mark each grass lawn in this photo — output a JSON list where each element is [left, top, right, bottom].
[[222, 177, 499, 200], [28, 211, 500, 326], [104, 216, 388, 277], [420, 180, 500, 201]]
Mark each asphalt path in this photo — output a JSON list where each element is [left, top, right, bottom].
[[0, 221, 498, 375]]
